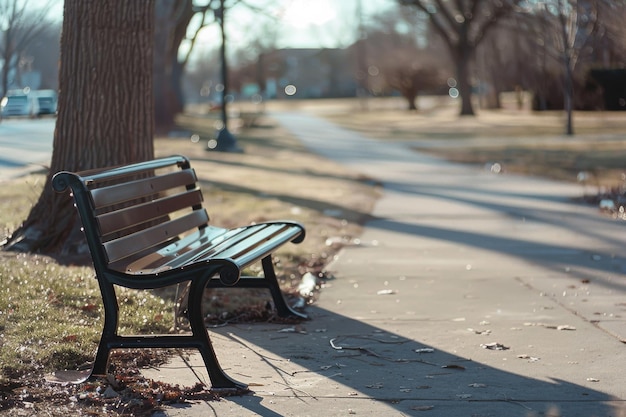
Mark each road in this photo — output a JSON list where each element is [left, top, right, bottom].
[[0, 117, 55, 181]]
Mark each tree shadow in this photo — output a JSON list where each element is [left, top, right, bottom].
[[367, 178, 626, 295], [203, 306, 621, 416]]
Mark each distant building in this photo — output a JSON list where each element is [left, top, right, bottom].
[[235, 48, 358, 100]]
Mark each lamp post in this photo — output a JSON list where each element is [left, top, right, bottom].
[[210, 0, 241, 152]]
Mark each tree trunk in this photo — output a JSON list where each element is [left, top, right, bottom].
[[1, 31, 13, 96], [153, 0, 195, 133], [403, 90, 418, 111], [456, 47, 475, 116], [3, 0, 155, 257], [153, 1, 178, 132], [563, 54, 575, 135]]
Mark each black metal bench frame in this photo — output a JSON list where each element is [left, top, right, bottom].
[[52, 155, 307, 390]]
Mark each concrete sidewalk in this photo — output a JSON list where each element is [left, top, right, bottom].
[[146, 112, 626, 416]]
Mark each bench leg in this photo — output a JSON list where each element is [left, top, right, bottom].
[[188, 276, 248, 390], [91, 279, 120, 377], [91, 339, 112, 377], [85, 277, 246, 391], [262, 255, 308, 320]]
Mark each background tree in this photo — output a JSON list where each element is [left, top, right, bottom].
[[0, 0, 54, 95], [517, 0, 604, 134], [154, 0, 216, 132], [361, 8, 449, 110], [153, 0, 271, 132], [398, 0, 523, 116], [4, 0, 155, 255], [21, 21, 61, 90], [551, 0, 599, 135], [237, 20, 280, 99], [359, 33, 445, 110]]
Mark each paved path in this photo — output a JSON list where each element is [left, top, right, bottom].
[[148, 111, 626, 417]]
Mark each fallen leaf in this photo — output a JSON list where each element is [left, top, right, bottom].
[[557, 325, 576, 331], [587, 377, 600, 382], [468, 328, 491, 335], [480, 342, 510, 350], [411, 405, 435, 411], [277, 326, 307, 334], [517, 354, 540, 361], [442, 364, 466, 370]]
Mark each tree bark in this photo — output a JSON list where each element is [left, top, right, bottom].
[[456, 46, 475, 116], [4, 0, 155, 257], [153, 0, 196, 133]]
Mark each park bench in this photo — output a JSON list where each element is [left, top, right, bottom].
[[52, 155, 307, 390]]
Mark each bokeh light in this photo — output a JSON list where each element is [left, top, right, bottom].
[[285, 85, 297, 96]]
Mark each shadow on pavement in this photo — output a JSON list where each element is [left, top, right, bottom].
[[191, 306, 619, 417]]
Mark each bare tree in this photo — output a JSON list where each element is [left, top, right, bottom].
[[541, 0, 598, 134], [398, 0, 523, 116], [153, 0, 270, 132], [521, 0, 602, 134], [153, 0, 215, 132], [22, 21, 61, 90], [4, 0, 155, 255], [0, 0, 54, 95], [359, 30, 446, 110]]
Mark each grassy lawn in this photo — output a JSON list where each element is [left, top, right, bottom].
[[294, 95, 626, 189]]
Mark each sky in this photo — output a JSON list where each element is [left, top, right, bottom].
[[220, 0, 396, 49], [40, 0, 396, 50]]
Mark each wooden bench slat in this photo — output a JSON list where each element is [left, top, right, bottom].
[[90, 169, 198, 208], [103, 209, 209, 263], [119, 226, 234, 272], [159, 223, 300, 268], [119, 224, 272, 272], [209, 224, 294, 259], [216, 226, 303, 267], [120, 223, 303, 274], [97, 188, 204, 236]]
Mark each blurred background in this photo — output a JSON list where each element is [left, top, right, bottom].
[[1, 0, 624, 131]]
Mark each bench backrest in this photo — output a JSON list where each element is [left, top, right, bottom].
[[52, 155, 208, 271]]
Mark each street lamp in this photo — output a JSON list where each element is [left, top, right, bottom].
[[210, 0, 242, 152]]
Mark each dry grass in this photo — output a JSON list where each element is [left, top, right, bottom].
[[291, 95, 626, 188], [0, 109, 381, 415]]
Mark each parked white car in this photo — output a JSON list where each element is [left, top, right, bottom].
[[0, 89, 40, 118], [34, 89, 58, 116]]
